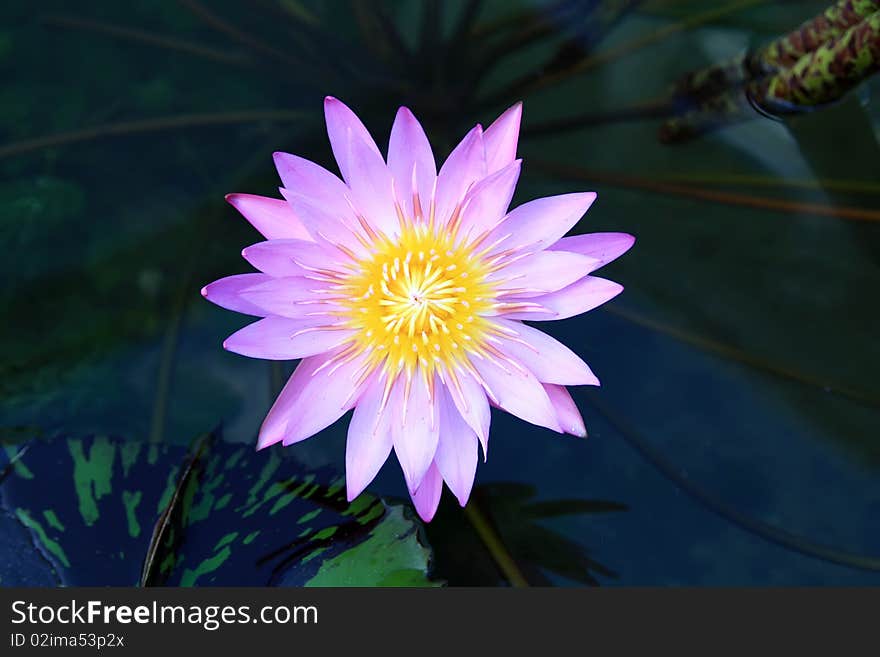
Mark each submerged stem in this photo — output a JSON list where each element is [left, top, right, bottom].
[[464, 502, 531, 587], [480, 0, 771, 107], [530, 158, 880, 222], [41, 14, 252, 66], [604, 305, 880, 409], [0, 110, 306, 159], [584, 391, 880, 573]]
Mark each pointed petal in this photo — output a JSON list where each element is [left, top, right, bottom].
[[492, 251, 599, 294], [470, 355, 561, 432], [491, 318, 599, 386], [544, 384, 587, 437], [323, 96, 397, 236], [272, 152, 354, 220], [201, 273, 272, 316], [434, 387, 479, 506], [280, 188, 367, 259], [483, 102, 522, 174], [457, 160, 521, 239], [447, 368, 491, 457], [409, 462, 443, 522], [392, 373, 440, 493], [434, 125, 486, 226], [485, 192, 597, 255], [345, 372, 394, 501], [258, 350, 367, 449], [241, 239, 341, 277], [387, 106, 436, 219], [226, 193, 312, 241], [499, 276, 624, 321], [548, 232, 635, 269], [238, 276, 339, 319], [223, 316, 354, 360]]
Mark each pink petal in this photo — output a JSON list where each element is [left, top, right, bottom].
[[223, 316, 354, 360], [500, 276, 624, 321], [225, 193, 312, 241], [241, 239, 339, 278], [409, 462, 443, 523], [485, 192, 597, 255], [258, 350, 367, 449], [492, 251, 599, 295], [483, 102, 522, 175], [279, 189, 366, 259], [272, 152, 355, 221], [239, 276, 339, 319], [345, 372, 394, 501], [457, 160, 521, 239], [392, 373, 440, 493], [446, 368, 491, 458], [491, 318, 599, 386], [434, 387, 478, 507], [470, 355, 561, 432], [544, 384, 587, 437], [323, 96, 397, 236], [434, 125, 486, 226], [387, 106, 436, 219], [548, 232, 635, 268], [200, 273, 272, 316]]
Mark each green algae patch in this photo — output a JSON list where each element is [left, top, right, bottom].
[[69, 437, 116, 526], [122, 490, 143, 538], [179, 547, 232, 587], [16, 508, 70, 568]]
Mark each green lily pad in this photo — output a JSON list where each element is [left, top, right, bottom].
[[0, 432, 437, 587]]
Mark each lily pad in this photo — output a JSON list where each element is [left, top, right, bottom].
[[0, 431, 437, 587]]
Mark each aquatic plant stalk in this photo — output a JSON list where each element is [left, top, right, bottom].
[[749, 10, 880, 113], [464, 502, 530, 587], [605, 305, 880, 409], [481, 0, 771, 107], [531, 159, 880, 222], [586, 391, 880, 573], [671, 0, 880, 102], [42, 14, 252, 65], [749, 0, 880, 72], [663, 2, 880, 141], [0, 111, 306, 160]]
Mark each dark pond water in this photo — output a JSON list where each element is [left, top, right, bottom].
[[2, 0, 879, 585]]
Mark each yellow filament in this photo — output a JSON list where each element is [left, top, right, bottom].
[[338, 221, 499, 380]]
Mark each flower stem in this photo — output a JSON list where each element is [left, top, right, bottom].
[[176, 0, 300, 67], [479, 0, 771, 108], [464, 501, 530, 587], [604, 305, 880, 409], [0, 110, 306, 160], [269, 362, 285, 399], [584, 391, 880, 573], [530, 158, 880, 222], [41, 14, 252, 66]]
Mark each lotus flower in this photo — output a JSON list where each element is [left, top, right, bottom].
[[202, 97, 633, 521]]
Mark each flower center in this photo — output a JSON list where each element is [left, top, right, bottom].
[[340, 222, 498, 378]]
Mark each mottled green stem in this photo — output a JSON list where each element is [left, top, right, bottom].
[[750, 11, 880, 112], [663, 3, 880, 141], [671, 1, 880, 99], [749, 0, 880, 72]]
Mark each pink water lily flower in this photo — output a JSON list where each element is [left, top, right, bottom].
[[202, 97, 633, 522]]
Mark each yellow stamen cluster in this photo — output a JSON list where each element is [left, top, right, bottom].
[[339, 221, 499, 380]]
